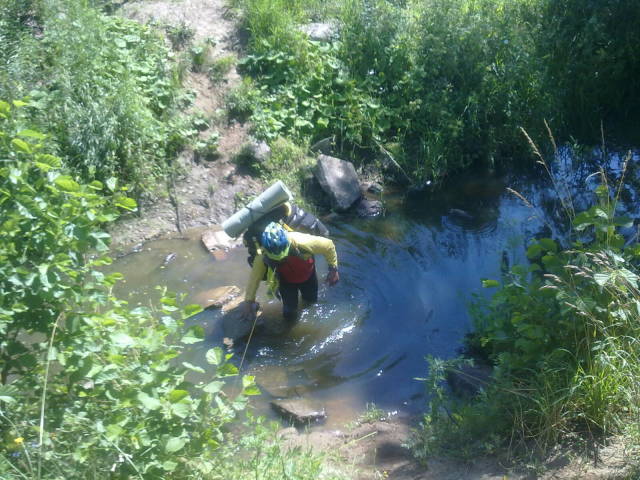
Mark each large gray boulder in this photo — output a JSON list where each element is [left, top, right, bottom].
[[314, 155, 362, 211]]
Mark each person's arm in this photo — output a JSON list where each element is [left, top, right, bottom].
[[290, 232, 338, 268], [245, 254, 267, 302], [291, 232, 339, 285]]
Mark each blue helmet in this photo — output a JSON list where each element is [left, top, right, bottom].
[[261, 222, 290, 260]]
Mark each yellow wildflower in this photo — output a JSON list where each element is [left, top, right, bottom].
[[14, 437, 24, 445]]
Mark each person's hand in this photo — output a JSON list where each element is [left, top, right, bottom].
[[325, 267, 339, 286], [239, 300, 259, 321]]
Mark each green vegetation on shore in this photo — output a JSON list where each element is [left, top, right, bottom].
[[0, 101, 346, 478], [230, 0, 639, 184], [412, 141, 640, 468], [0, 0, 201, 197]]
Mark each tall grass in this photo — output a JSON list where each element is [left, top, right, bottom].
[[0, 0, 190, 195], [413, 138, 640, 467]]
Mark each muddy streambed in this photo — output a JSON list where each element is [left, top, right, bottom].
[[107, 151, 639, 428]]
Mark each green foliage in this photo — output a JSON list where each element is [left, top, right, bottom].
[[237, 38, 382, 150], [539, 0, 640, 138], [415, 147, 640, 462], [208, 54, 236, 84], [346, 402, 387, 430], [0, 100, 130, 383], [0, 104, 342, 479], [232, 0, 639, 183], [164, 21, 196, 50], [212, 415, 347, 479], [0, 0, 187, 194], [194, 131, 220, 161], [190, 38, 216, 73]]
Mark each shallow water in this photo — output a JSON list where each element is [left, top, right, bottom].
[[108, 151, 640, 427]]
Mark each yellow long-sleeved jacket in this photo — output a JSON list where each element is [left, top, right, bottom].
[[244, 231, 338, 302]]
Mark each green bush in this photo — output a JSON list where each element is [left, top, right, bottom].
[[0, 0, 187, 194], [232, 0, 640, 183], [414, 145, 640, 463], [0, 101, 347, 479]]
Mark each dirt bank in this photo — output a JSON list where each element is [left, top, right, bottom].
[[111, 0, 264, 248]]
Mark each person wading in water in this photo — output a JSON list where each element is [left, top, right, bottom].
[[240, 222, 339, 323]]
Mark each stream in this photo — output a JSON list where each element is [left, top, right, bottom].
[[108, 150, 639, 428]]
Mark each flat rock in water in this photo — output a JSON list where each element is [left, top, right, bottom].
[[201, 227, 241, 252], [314, 154, 362, 211], [255, 366, 310, 398], [271, 398, 326, 425], [255, 367, 290, 397], [192, 285, 241, 310]]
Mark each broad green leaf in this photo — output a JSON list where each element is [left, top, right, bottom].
[[115, 196, 137, 211], [137, 392, 161, 410], [526, 243, 543, 259], [105, 424, 124, 441], [242, 375, 255, 389], [17, 129, 46, 140], [217, 363, 238, 377], [593, 273, 610, 287], [165, 436, 187, 453], [182, 362, 205, 373], [171, 400, 191, 418], [11, 138, 31, 154], [203, 381, 224, 394], [12, 100, 28, 107], [55, 175, 81, 192], [106, 177, 117, 191], [206, 347, 223, 366], [537, 238, 558, 252], [0, 100, 10, 113], [162, 461, 178, 472], [482, 279, 500, 288], [38, 264, 51, 289], [0, 384, 18, 404], [111, 332, 134, 347], [183, 303, 203, 319], [242, 376, 260, 396], [167, 389, 189, 403], [243, 385, 261, 396], [181, 325, 204, 344]]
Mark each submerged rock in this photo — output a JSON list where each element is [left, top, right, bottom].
[[192, 285, 241, 310], [314, 155, 362, 211], [271, 398, 326, 425], [201, 227, 241, 252], [220, 298, 262, 341], [356, 198, 383, 217], [162, 252, 177, 267]]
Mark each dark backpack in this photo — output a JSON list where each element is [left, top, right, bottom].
[[243, 203, 329, 267]]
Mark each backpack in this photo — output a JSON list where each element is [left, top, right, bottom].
[[243, 203, 329, 267]]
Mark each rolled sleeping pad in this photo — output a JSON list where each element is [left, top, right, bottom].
[[222, 180, 293, 238]]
